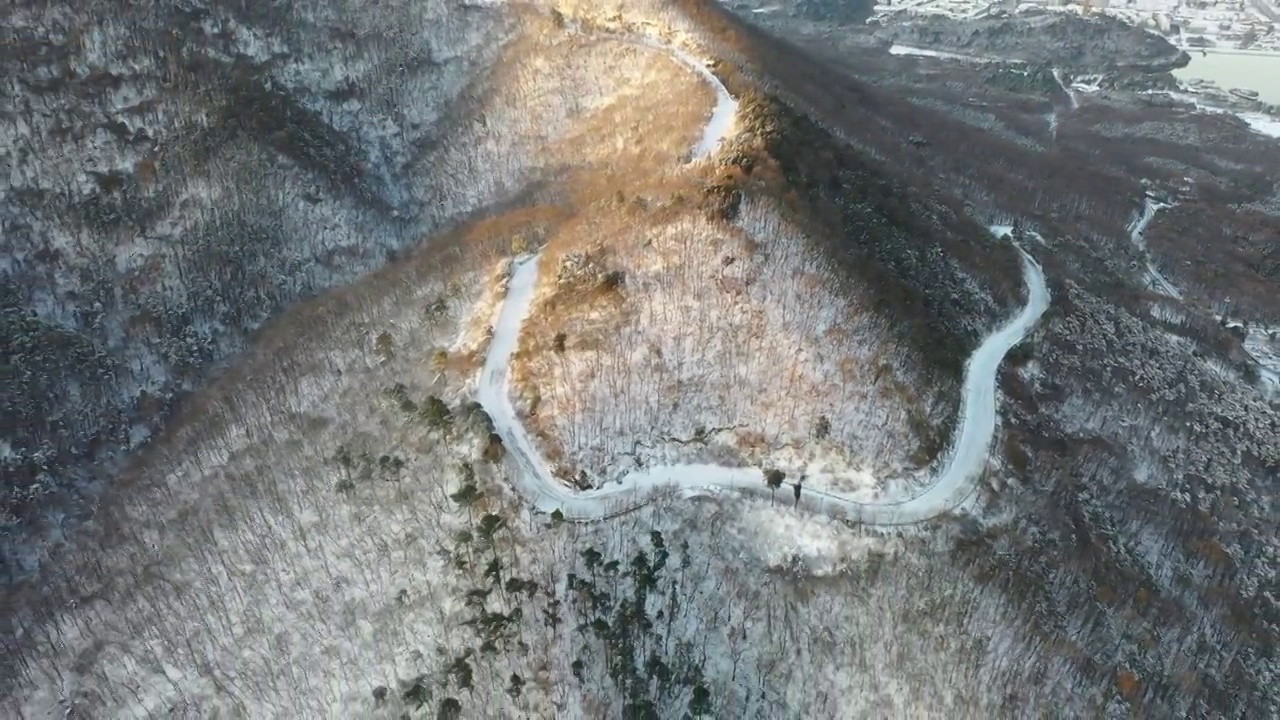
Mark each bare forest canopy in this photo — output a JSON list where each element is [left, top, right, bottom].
[[2, 0, 1278, 716]]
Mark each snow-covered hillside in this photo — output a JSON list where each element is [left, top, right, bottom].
[[481, 12, 1038, 528], [1, 2, 722, 578], [520, 207, 930, 488], [2, 23, 1059, 716], [499, 48, 1031, 500], [481, 233, 1048, 523], [5, 0, 1279, 716]]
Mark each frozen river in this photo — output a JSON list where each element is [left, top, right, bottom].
[[1173, 50, 1280, 105]]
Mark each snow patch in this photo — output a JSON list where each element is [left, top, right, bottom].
[[1238, 111, 1280, 139], [1052, 68, 1079, 110], [889, 44, 992, 63], [1160, 91, 1280, 142]]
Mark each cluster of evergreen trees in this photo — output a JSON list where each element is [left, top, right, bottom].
[[400, 453, 719, 718], [566, 531, 715, 719]]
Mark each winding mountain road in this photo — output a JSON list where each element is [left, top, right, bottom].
[[1049, 68, 1078, 140], [1130, 192, 1278, 393], [1129, 195, 1183, 299], [474, 38, 1052, 525]]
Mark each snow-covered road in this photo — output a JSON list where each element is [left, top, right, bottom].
[[658, 43, 736, 158], [1048, 68, 1078, 141], [474, 38, 1052, 525], [1133, 193, 1278, 393], [1128, 196, 1183, 299], [478, 250, 1049, 524], [1052, 68, 1079, 111]]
